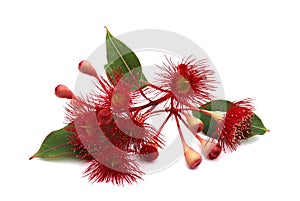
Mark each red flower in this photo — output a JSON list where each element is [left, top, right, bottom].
[[156, 56, 215, 106], [84, 157, 143, 185], [63, 72, 162, 184], [102, 112, 162, 152], [217, 99, 254, 151]]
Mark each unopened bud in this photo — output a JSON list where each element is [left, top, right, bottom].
[[55, 85, 73, 99], [186, 115, 204, 133], [78, 60, 99, 78], [196, 135, 222, 160], [97, 108, 113, 126], [139, 143, 159, 162], [208, 144, 222, 160], [211, 111, 225, 121], [184, 146, 202, 169]]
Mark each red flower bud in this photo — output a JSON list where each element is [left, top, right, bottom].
[[97, 108, 113, 126], [78, 60, 99, 78], [55, 84, 73, 99], [196, 135, 222, 160], [139, 143, 159, 162], [208, 144, 222, 160]]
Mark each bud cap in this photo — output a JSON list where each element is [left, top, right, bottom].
[[55, 85, 73, 99]]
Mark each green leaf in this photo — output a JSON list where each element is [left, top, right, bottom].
[[29, 126, 75, 160], [105, 28, 147, 86], [192, 100, 269, 139]]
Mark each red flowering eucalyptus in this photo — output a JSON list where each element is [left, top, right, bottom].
[[30, 28, 268, 185]]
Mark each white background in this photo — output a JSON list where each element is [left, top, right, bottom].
[[1, 0, 299, 200]]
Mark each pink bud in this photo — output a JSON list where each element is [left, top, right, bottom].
[[55, 85, 73, 99], [186, 115, 204, 133], [196, 135, 222, 160], [184, 146, 202, 169], [78, 60, 98, 78]]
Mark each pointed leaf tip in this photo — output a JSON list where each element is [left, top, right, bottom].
[[29, 155, 35, 160]]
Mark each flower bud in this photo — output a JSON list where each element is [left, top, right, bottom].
[[208, 144, 222, 160], [184, 146, 202, 169], [78, 60, 99, 78], [139, 143, 159, 162], [186, 115, 204, 133], [202, 140, 217, 156], [211, 111, 225, 121], [97, 108, 113, 126], [55, 84, 73, 99], [196, 135, 222, 160]]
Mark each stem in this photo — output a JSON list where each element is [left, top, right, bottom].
[[136, 82, 153, 102], [195, 134, 204, 144], [174, 113, 187, 148], [182, 106, 214, 117], [130, 93, 172, 112], [156, 112, 172, 135], [176, 113, 195, 136], [147, 109, 167, 116], [131, 105, 159, 121], [152, 112, 173, 145], [142, 81, 171, 93], [145, 105, 158, 114]]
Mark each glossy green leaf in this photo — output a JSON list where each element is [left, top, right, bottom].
[[29, 126, 75, 160], [192, 100, 269, 139], [105, 28, 147, 87]]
